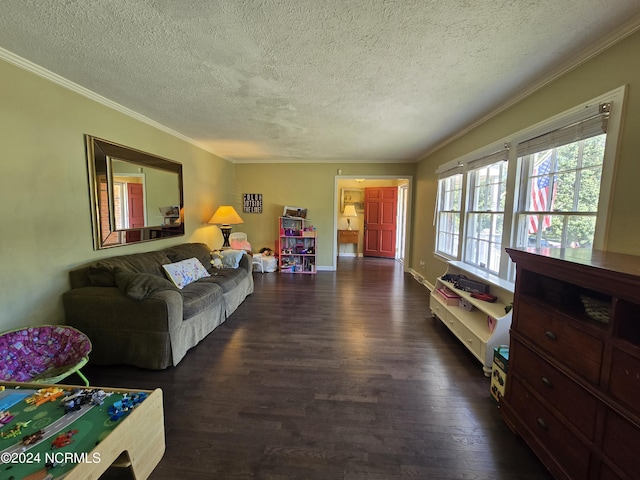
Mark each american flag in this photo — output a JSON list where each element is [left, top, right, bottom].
[[529, 154, 555, 233]]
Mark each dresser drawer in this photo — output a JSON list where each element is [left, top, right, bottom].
[[608, 348, 640, 416], [338, 230, 359, 243], [602, 409, 640, 479], [512, 340, 598, 439], [516, 300, 603, 383], [431, 292, 460, 329], [456, 319, 483, 360], [430, 292, 451, 322], [510, 377, 591, 480]]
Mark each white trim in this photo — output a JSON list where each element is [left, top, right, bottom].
[[316, 265, 335, 272], [332, 175, 414, 272], [409, 269, 434, 291]]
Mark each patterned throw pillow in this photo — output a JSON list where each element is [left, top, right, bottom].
[[162, 257, 210, 289]]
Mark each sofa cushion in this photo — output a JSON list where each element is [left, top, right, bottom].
[[163, 243, 211, 270], [87, 251, 172, 287], [163, 258, 210, 289], [114, 268, 180, 300], [200, 267, 246, 293], [181, 281, 224, 320]]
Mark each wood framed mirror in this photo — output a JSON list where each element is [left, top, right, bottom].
[[86, 136, 184, 250]]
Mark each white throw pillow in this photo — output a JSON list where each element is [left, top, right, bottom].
[[162, 257, 210, 289], [220, 249, 244, 269]]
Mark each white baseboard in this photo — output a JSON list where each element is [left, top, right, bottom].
[[408, 268, 434, 291]]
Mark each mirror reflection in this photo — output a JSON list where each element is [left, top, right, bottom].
[[110, 158, 181, 229], [86, 136, 184, 249]]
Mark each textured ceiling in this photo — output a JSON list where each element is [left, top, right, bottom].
[[1, 1, 640, 163]]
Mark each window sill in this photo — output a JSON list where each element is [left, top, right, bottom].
[[448, 260, 515, 293]]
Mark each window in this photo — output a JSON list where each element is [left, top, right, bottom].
[[433, 87, 625, 282], [465, 159, 508, 274], [515, 108, 608, 250], [435, 172, 462, 258]]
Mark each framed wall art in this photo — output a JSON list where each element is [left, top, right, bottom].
[[340, 188, 364, 213], [243, 193, 263, 213]]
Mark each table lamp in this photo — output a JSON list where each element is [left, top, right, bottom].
[[208, 206, 244, 247], [343, 204, 357, 230]]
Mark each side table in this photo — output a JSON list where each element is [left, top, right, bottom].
[[338, 229, 359, 245], [338, 229, 359, 256]]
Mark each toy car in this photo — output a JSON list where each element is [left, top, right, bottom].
[[51, 429, 78, 449], [22, 429, 45, 445]]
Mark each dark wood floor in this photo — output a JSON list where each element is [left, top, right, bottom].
[[87, 257, 552, 480]]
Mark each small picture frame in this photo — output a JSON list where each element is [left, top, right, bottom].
[[340, 188, 364, 213]]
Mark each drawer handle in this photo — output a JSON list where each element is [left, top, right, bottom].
[[545, 330, 557, 341], [536, 417, 548, 431], [541, 376, 553, 388]]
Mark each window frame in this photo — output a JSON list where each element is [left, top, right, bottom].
[[434, 172, 463, 259], [464, 159, 509, 275], [433, 86, 626, 283], [515, 133, 606, 251]]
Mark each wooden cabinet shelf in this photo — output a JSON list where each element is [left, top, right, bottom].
[[430, 262, 513, 376], [503, 247, 640, 480]]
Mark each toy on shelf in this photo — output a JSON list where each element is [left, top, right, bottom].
[[278, 216, 317, 274]]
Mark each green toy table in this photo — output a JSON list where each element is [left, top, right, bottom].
[[0, 382, 164, 480]]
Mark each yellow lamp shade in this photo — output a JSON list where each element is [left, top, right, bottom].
[[208, 206, 244, 226], [343, 205, 357, 217]]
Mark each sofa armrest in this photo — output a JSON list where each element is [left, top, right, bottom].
[[63, 286, 183, 333], [239, 253, 252, 274]]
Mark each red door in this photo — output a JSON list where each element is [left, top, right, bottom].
[[363, 187, 397, 258], [126, 183, 144, 243], [127, 183, 145, 228]]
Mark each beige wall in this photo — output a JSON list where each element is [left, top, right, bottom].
[[234, 164, 415, 267], [0, 59, 234, 330], [4, 27, 639, 332], [412, 29, 640, 286]]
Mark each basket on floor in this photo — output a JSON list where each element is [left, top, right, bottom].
[[0, 325, 91, 386]]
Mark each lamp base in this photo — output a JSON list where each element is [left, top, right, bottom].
[[220, 226, 232, 248], [347, 219, 352, 230]]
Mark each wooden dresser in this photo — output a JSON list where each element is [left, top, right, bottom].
[[503, 248, 640, 480]]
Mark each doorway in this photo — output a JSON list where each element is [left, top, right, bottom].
[[334, 176, 411, 271]]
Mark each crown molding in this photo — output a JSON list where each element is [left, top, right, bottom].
[[0, 46, 232, 161], [418, 14, 640, 161]]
